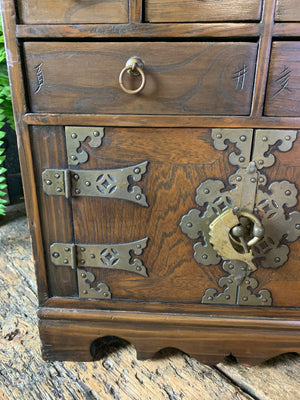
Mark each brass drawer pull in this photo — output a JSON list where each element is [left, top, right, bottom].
[[119, 56, 146, 94]]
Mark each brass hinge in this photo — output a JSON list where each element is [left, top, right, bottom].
[[50, 238, 149, 277], [42, 161, 149, 206]]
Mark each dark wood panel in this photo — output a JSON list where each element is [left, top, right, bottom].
[[145, 0, 262, 22], [264, 42, 300, 117], [16, 0, 129, 24], [30, 126, 76, 297], [72, 128, 232, 303], [23, 41, 258, 116], [275, 0, 300, 21]]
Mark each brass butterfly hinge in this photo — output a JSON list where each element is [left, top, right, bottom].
[[51, 238, 149, 300], [42, 161, 149, 206], [180, 129, 300, 306]]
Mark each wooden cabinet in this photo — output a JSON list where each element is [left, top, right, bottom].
[[2, 0, 300, 365]]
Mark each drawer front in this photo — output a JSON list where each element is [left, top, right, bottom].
[[145, 0, 262, 22], [24, 42, 257, 116], [16, 0, 129, 24], [275, 0, 300, 21], [32, 126, 300, 307], [264, 42, 300, 117]]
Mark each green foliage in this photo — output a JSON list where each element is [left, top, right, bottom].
[[0, 20, 14, 215]]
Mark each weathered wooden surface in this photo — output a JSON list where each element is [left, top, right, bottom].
[[0, 203, 300, 400]]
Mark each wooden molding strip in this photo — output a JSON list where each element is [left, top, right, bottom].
[[23, 113, 300, 129], [38, 307, 300, 330], [16, 23, 261, 39]]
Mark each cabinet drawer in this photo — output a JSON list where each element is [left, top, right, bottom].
[[145, 0, 262, 22], [275, 0, 300, 22], [16, 0, 129, 24], [24, 41, 257, 116], [264, 42, 300, 117]]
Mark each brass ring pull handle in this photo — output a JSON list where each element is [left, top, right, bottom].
[[230, 211, 264, 251], [119, 57, 146, 95]]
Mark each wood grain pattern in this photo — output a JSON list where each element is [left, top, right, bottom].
[[275, 0, 300, 21], [264, 42, 300, 116], [16, 22, 262, 39], [16, 0, 129, 24], [23, 41, 258, 116], [145, 0, 262, 22], [23, 113, 300, 129], [30, 126, 76, 298], [38, 308, 300, 365]]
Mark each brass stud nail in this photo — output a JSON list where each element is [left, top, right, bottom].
[[285, 190, 291, 196], [52, 252, 60, 258], [207, 296, 213, 300], [204, 188, 210, 194], [202, 254, 208, 259], [136, 244, 141, 249], [236, 176, 242, 182], [216, 133, 222, 139], [262, 136, 268, 142], [258, 160, 264, 165], [83, 290, 88, 294], [85, 181, 91, 187], [259, 177, 264, 183], [242, 296, 248, 301], [71, 155, 77, 161], [63, 259, 69, 264], [103, 292, 109, 297], [54, 173, 60, 179], [250, 177, 256, 183], [233, 206, 239, 214], [136, 266, 142, 271], [285, 135, 291, 141], [90, 254, 95, 259], [263, 298, 268, 302], [186, 222, 192, 227], [134, 168, 141, 174], [75, 189, 81, 194], [46, 179, 52, 185], [245, 280, 250, 284], [71, 133, 77, 139], [73, 174, 79, 180], [241, 266, 246, 271], [240, 135, 246, 142], [296, 224, 300, 230], [228, 279, 233, 284], [81, 273, 86, 278], [81, 247, 86, 252], [64, 247, 70, 252], [93, 130, 100, 137], [228, 264, 234, 270], [56, 187, 62, 193], [226, 295, 230, 299], [274, 257, 280, 263], [239, 156, 245, 162], [135, 194, 141, 200]]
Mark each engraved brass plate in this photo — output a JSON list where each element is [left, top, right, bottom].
[[50, 238, 149, 277], [65, 126, 105, 166], [180, 129, 300, 306], [42, 161, 149, 206]]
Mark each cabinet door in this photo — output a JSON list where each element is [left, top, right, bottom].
[[32, 126, 300, 310]]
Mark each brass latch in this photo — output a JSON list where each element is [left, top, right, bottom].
[[180, 129, 300, 306], [42, 161, 149, 206]]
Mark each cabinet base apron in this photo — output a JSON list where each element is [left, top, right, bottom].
[[38, 308, 300, 365]]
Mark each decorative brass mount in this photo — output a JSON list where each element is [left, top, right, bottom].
[[42, 161, 149, 206], [51, 238, 148, 299], [180, 129, 300, 306], [65, 126, 105, 166]]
